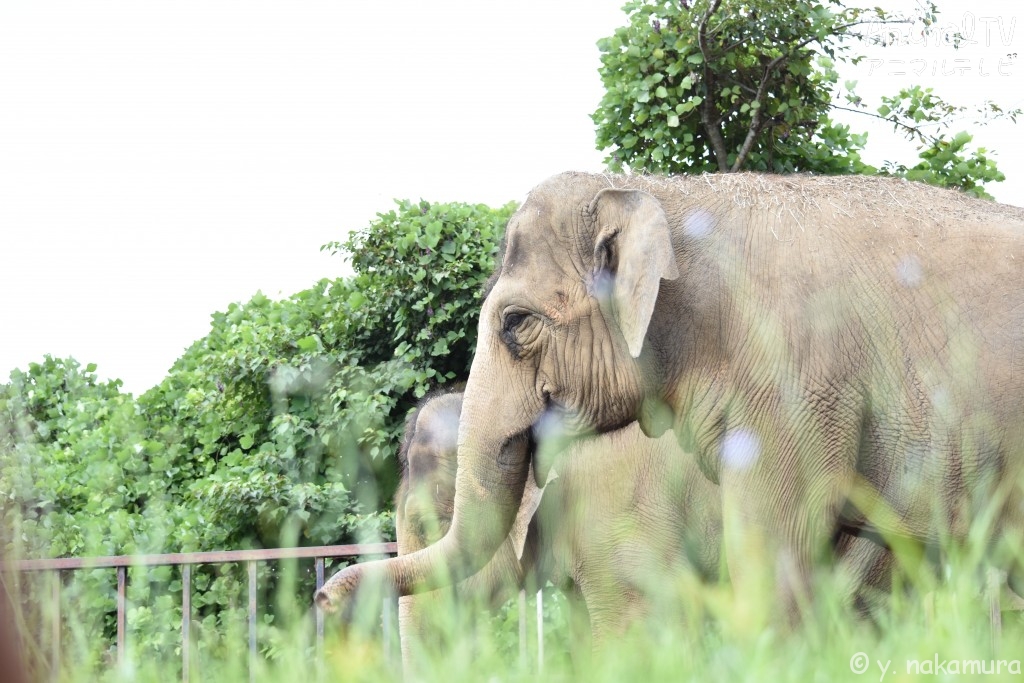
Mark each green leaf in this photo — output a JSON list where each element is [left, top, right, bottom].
[[296, 335, 322, 353], [347, 290, 366, 310]]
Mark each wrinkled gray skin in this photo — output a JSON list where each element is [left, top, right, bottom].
[[317, 173, 1024, 622], [395, 391, 723, 661], [396, 391, 894, 665], [394, 391, 544, 665]]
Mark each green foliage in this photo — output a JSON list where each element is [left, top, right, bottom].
[[593, 0, 877, 174], [871, 86, 1010, 199], [325, 199, 517, 379], [593, 0, 1017, 197], [0, 358, 160, 559], [1, 198, 514, 679]]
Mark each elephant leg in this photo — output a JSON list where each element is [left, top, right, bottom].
[[563, 586, 592, 670], [721, 480, 837, 626], [833, 533, 894, 619], [572, 542, 642, 646], [719, 393, 859, 626], [583, 592, 637, 647], [993, 492, 1024, 601]]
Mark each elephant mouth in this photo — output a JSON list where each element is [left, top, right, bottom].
[[531, 402, 584, 443], [531, 397, 640, 443]]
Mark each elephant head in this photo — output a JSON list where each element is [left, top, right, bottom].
[[466, 173, 682, 442], [315, 172, 679, 613]]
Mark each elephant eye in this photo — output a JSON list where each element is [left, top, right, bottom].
[[503, 311, 527, 333], [500, 309, 530, 358]]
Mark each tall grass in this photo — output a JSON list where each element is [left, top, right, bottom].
[[6, 527, 1024, 683]]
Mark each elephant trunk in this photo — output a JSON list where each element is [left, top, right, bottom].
[[314, 430, 530, 610], [315, 313, 538, 614], [398, 540, 524, 669]]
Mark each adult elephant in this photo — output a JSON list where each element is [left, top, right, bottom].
[[317, 172, 1024, 621]]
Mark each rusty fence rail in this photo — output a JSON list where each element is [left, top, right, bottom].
[[7, 543, 398, 682]]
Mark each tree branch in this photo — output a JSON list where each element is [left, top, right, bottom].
[[829, 103, 939, 145], [730, 67, 774, 171], [698, 8, 916, 173], [697, 0, 729, 171]]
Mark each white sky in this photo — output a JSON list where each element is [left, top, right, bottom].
[[2, 1, 1022, 395]]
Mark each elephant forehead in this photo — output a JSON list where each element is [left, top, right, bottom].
[[408, 441, 457, 481], [487, 269, 585, 322], [415, 415, 458, 452], [502, 205, 591, 275], [416, 395, 460, 438]]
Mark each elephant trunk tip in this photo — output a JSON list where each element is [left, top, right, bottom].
[[314, 564, 361, 614], [313, 587, 335, 613]]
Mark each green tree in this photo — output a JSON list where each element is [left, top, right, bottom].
[[0, 357, 185, 667], [593, 0, 1017, 198], [0, 198, 514, 675]]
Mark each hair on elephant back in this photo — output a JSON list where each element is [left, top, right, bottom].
[[316, 171, 1024, 628]]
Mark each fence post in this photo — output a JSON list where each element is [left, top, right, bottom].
[[314, 558, 324, 652], [536, 589, 544, 675], [116, 566, 126, 666], [181, 564, 191, 683], [988, 567, 1002, 656], [247, 560, 257, 683], [518, 589, 527, 667], [50, 570, 61, 682]]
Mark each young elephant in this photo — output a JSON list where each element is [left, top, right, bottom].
[[395, 390, 544, 664], [395, 390, 723, 663], [395, 390, 893, 662]]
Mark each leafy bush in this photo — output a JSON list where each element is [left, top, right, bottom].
[[0, 198, 514, 678]]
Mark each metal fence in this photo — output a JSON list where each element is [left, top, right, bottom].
[[7, 543, 398, 682]]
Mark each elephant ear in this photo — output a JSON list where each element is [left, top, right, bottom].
[[589, 188, 680, 358]]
